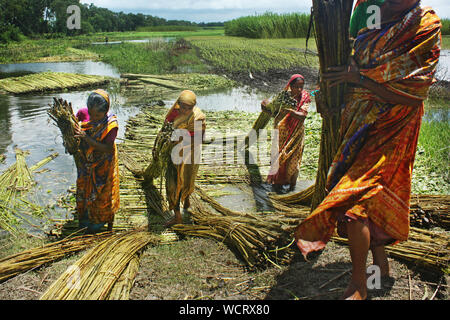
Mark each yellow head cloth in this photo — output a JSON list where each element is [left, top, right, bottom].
[[93, 89, 111, 109], [175, 90, 196, 109]]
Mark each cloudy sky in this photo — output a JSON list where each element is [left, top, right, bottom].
[[80, 0, 450, 22]]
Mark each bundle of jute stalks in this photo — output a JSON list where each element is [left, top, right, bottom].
[[0, 232, 114, 283], [172, 191, 305, 268], [40, 229, 177, 300], [143, 121, 174, 182], [47, 97, 81, 156], [250, 90, 298, 132], [310, 0, 354, 210]]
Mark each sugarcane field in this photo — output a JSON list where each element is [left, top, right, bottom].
[[0, 0, 449, 307]]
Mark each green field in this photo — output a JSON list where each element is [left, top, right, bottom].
[[187, 36, 319, 73]]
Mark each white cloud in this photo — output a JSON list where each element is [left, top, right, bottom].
[[81, 0, 310, 11], [80, 0, 450, 18]]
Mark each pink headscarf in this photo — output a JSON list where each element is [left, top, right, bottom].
[[284, 74, 305, 90]]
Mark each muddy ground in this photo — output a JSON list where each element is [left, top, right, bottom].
[[0, 235, 448, 300]]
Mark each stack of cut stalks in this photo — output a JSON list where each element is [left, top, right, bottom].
[[171, 189, 307, 268], [0, 72, 110, 95], [0, 232, 114, 283], [40, 230, 177, 300]]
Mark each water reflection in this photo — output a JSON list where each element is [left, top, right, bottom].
[[91, 37, 176, 45], [0, 95, 12, 155], [0, 61, 120, 78]]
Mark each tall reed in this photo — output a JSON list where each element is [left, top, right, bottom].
[[225, 12, 311, 39]]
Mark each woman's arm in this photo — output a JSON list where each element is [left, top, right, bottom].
[[322, 58, 423, 108], [74, 128, 115, 153]]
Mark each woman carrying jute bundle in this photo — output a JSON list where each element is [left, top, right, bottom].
[[74, 89, 120, 233], [261, 74, 311, 193], [164, 90, 206, 226], [295, 0, 441, 300]]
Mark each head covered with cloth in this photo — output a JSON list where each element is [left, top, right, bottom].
[[74, 89, 120, 234], [164, 90, 206, 226]]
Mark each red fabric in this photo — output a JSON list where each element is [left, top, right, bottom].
[[165, 109, 180, 123], [286, 74, 305, 89]]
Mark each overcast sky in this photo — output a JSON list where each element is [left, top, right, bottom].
[[80, 0, 450, 22]]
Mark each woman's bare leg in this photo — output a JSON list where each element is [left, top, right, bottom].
[[371, 246, 390, 277], [342, 220, 370, 300], [164, 208, 183, 227], [183, 196, 190, 210]]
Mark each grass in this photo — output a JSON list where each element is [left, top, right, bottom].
[[442, 35, 450, 50], [225, 12, 311, 39], [188, 36, 319, 73], [0, 29, 224, 65], [86, 41, 209, 74], [412, 98, 450, 194]]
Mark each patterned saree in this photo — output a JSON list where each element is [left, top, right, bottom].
[[295, 4, 441, 257], [76, 114, 120, 229]]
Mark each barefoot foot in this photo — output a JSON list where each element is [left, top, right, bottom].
[[341, 282, 367, 300]]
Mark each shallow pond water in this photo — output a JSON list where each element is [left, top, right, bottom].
[[436, 49, 450, 81], [91, 37, 176, 45], [0, 61, 120, 78]]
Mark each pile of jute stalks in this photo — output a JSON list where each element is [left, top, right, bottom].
[[0, 72, 111, 95], [39, 229, 177, 300]]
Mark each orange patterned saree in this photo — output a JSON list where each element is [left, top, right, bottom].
[[76, 114, 120, 225], [295, 4, 441, 258]]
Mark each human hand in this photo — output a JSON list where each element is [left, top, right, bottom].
[[322, 57, 360, 87], [74, 127, 87, 139]]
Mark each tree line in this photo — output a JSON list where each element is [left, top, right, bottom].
[[0, 0, 223, 43]]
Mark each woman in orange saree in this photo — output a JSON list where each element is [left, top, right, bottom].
[[74, 89, 120, 234], [263, 74, 311, 193], [164, 90, 206, 226], [294, 0, 441, 299]]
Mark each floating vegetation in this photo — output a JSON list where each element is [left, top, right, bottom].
[[0, 72, 112, 94], [0, 150, 59, 236]]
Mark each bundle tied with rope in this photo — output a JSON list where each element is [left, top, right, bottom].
[[249, 90, 298, 134], [47, 97, 84, 168]]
